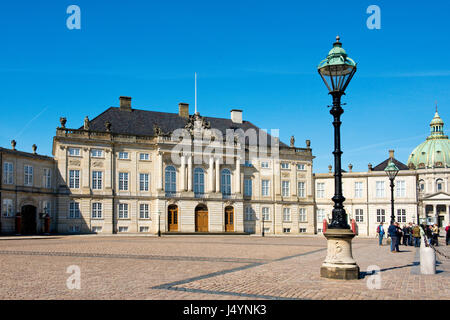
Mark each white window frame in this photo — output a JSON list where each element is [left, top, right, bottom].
[[298, 182, 305, 198], [118, 203, 129, 219], [299, 208, 307, 222], [69, 170, 80, 189], [244, 178, 252, 197], [140, 173, 149, 192], [260, 161, 269, 169], [283, 208, 291, 222], [2, 199, 14, 217], [282, 181, 290, 197], [316, 183, 325, 198], [3, 162, 13, 185], [139, 203, 150, 219], [261, 180, 270, 197], [397, 209, 406, 223], [119, 172, 129, 191], [24, 165, 33, 186], [92, 202, 103, 219], [68, 148, 81, 157], [317, 209, 325, 223], [355, 209, 364, 222], [118, 152, 129, 160], [92, 171, 103, 190], [69, 201, 81, 219], [139, 153, 150, 161], [376, 209, 385, 223], [262, 207, 270, 221], [354, 182, 363, 198], [91, 149, 103, 158], [244, 206, 254, 221], [43, 168, 51, 189], [376, 181, 385, 198], [396, 180, 406, 197], [297, 164, 305, 171], [281, 162, 290, 169]]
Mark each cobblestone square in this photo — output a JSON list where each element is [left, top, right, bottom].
[[0, 235, 448, 300]]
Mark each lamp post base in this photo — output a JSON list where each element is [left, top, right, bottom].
[[320, 228, 360, 280]]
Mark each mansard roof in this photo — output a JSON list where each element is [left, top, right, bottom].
[[82, 107, 289, 147]]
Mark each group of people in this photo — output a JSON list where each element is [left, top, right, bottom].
[[376, 221, 449, 253]]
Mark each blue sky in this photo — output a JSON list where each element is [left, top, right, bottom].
[[0, 0, 448, 172]]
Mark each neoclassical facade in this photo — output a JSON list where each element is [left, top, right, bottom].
[[49, 97, 315, 235]]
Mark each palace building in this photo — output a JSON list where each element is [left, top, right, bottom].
[[0, 99, 449, 236]]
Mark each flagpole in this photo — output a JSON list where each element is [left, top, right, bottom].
[[195, 72, 197, 114]]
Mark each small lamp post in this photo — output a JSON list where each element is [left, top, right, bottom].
[[158, 210, 161, 237], [384, 160, 400, 225], [262, 214, 265, 237], [318, 36, 359, 280]]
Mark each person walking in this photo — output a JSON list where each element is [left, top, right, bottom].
[[425, 225, 433, 245], [388, 222, 400, 252], [377, 222, 385, 246], [412, 224, 421, 247], [408, 222, 414, 246], [445, 224, 450, 246]]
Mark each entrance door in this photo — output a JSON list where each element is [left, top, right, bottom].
[[195, 205, 208, 232], [225, 207, 234, 232], [21, 205, 37, 235], [168, 205, 178, 232]]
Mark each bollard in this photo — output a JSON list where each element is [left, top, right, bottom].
[[420, 237, 436, 275]]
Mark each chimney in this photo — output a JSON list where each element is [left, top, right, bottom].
[[389, 149, 394, 159], [368, 163, 373, 172], [179, 103, 189, 118], [348, 164, 353, 172], [231, 109, 243, 124], [119, 96, 132, 111]]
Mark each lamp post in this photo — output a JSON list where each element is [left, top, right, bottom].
[[158, 210, 161, 237], [384, 160, 399, 225], [318, 36, 360, 280]]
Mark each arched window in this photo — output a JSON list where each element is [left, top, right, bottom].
[[194, 167, 205, 196], [165, 166, 176, 195], [419, 180, 425, 192], [436, 179, 443, 192], [221, 169, 231, 197]]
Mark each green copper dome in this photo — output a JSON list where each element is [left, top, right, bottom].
[[407, 109, 450, 169]]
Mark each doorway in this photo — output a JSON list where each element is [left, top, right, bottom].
[[195, 204, 208, 232], [168, 205, 178, 232], [21, 205, 37, 235], [225, 206, 234, 232]]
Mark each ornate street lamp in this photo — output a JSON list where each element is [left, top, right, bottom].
[[318, 36, 359, 280], [384, 160, 400, 225]]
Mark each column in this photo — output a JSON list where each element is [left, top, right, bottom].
[[157, 151, 163, 191], [209, 156, 215, 193], [235, 157, 241, 194], [180, 155, 186, 191], [187, 155, 192, 192], [215, 157, 220, 192]]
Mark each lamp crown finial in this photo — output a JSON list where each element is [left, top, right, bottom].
[[336, 35, 340, 41]]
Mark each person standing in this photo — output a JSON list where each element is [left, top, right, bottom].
[[431, 224, 439, 246], [402, 224, 410, 246], [412, 224, 421, 247], [377, 222, 385, 246], [408, 222, 414, 246], [388, 222, 400, 252], [445, 224, 450, 246]]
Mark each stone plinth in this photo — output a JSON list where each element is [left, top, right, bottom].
[[320, 228, 360, 280]]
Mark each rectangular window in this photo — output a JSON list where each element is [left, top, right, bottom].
[[69, 170, 80, 189], [139, 226, 149, 233], [355, 209, 364, 222], [92, 226, 102, 233], [43, 168, 51, 188], [43, 201, 51, 215], [92, 171, 103, 190], [91, 149, 103, 158], [299, 228, 307, 233], [317, 209, 325, 223], [118, 203, 129, 219], [283, 228, 291, 233], [68, 148, 80, 156], [281, 162, 290, 169], [2, 199, 13, 217], [376, 181, 385, 198], [299, 208, 307, 222], [376, 209, 385, 223], [24, 165, 33, 186], [245, 207, 253, 221], [316, 183, 325, 198], [69, 225, 80, 233], [261, 180, 270, 196], [118, 226, 128, 233], [260, 161, 269, 168], [244, 179, 252, 196], [3, 162, 13, 184], [397, 209, 406, 223], [297, 164, 305, 171], [354, 182, 363, 198], [69, 202, 81, 219], [92, 202, 103, 219], [282, 181, 290, 197], [298, 182, 305, 198], [139, 203, 149, 219], [283, 208, 291, 222], [140, 173, 149, 191], [244, 160, 252, 167], [396, 180, 406, 197], [119, 172, 129, 191], [140, 153, 150, 161], [262, 207, 270, 221], [118, 152, 129, 160]]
